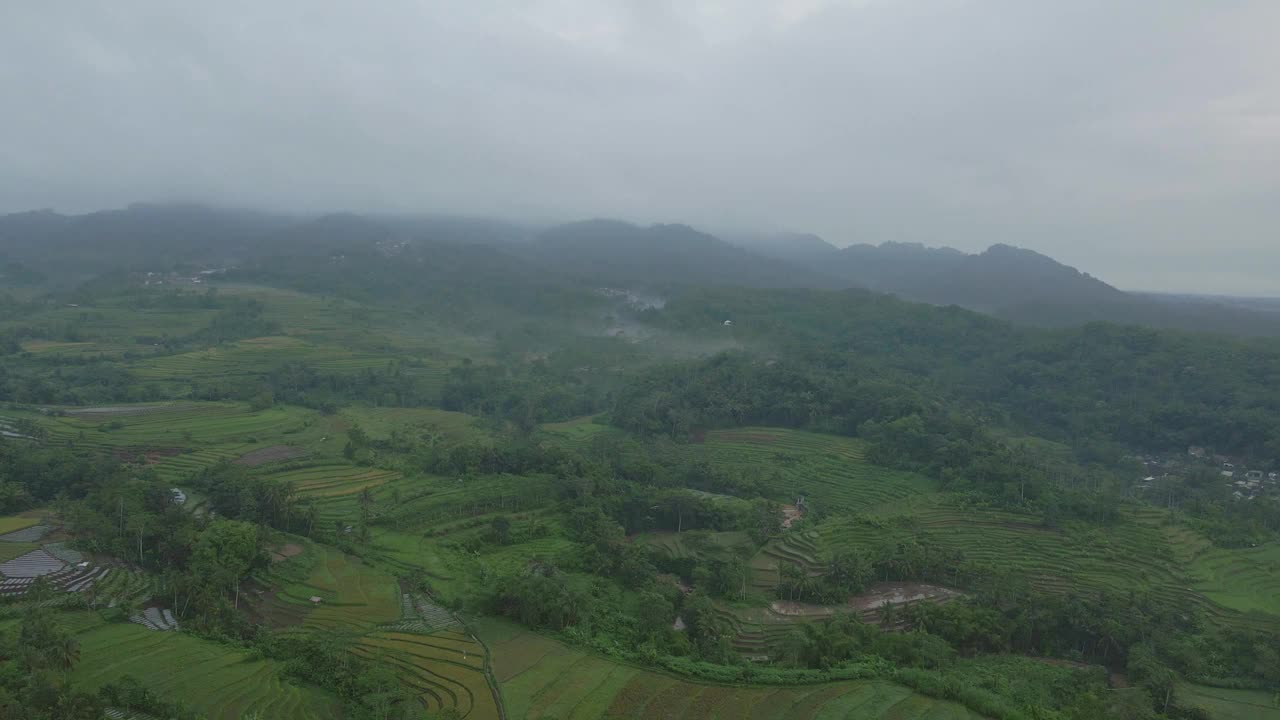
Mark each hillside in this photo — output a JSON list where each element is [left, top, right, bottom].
[[4, 204, 1278, 337], [0, 245, 1274, 719], [726, 234, 1280, 336], [531, 219, 843, 290]]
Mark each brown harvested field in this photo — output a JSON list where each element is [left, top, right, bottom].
[[235, 445, 308, 466], [270, 543, 305, 563]]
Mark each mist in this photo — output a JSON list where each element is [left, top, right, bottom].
[[3, 1, 1279, 294]]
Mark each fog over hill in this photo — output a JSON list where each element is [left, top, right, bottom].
[[1, 203, 1279, 337]]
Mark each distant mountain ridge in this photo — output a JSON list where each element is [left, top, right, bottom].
[[529, 219, 842, 290], [725, 233, 1280, 336], [1, 204, 1278, 337]]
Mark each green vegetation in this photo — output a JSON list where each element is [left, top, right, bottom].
[[0, 220, 1276, 720], [71, 622, 341, 720], [481, 618, 989, 720], [1176, 683, 1280, 720], [264, 545, 400, 632]]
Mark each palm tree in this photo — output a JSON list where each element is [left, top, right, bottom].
[[303, 503, 319, 536], [54, 635, 80, 671]]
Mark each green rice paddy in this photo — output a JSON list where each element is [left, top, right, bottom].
[[478, 619, 984, 720], [70, 623, 341, 720], [265, 545, 400, 632], [691, 428, 936, 512]]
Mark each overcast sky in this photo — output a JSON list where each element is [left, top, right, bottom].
[[3, 1, 1279, 294]]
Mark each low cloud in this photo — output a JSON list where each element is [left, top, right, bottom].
[[2, 1, 1278, 293]]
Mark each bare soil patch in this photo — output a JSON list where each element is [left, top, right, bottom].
[[235, 445, 308, 466], [769, 582, 964, 621], [770, 600, 837, 618], [781, 504, 803, 529], [270, 543, 304, 563], [850, 581, 964, 611]]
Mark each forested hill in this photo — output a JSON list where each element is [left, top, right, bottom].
[[645, 286, 1280, 460], [3, 203, 1280, 336], [726, 234, 1280, 336], [530, 219, 841, 290]]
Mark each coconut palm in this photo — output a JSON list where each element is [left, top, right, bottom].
[[53, 634, 80, 671]]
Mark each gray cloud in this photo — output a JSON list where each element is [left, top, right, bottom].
[[2, 1, 1278, 294]]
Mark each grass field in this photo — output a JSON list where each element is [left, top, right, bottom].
[[2, 402, 337, 483], [70, 623, 340, 720], [341, 406, 490, 445], [540, 416, 621, 452], [265, 545, 400, 632], [0, 513, 41, 535], [477, 620, 984, 720], [131, 335, 392, 383], [1178, 683, 1280, 720], [811, 500, 1279, 635], [1185, 542, 1280, 616], [689, 428, 936, 513]]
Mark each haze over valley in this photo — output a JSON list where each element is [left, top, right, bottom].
[[2, 3, 1280, 720]]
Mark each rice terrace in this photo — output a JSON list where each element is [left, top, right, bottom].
[[2, 167, 1280, 716]]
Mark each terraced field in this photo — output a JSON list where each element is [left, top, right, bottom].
[[4, 402, 323, 482], [131, 336, 390, 382], [1, 304, 217, 349], [539, 416, 620, 452], [212, 285, 474, 385], [637, 530, 755, 562], [0, 513, 41, 535], [21, 339, 126, 357], [19, 402, 304, 444], [70, 623, 340, 720], [254, 460, 405, 523], [1186, 541, 1280, 616], [479, 620, 983, 720], [369, 519, 573, 604], [260, 461, 401, 498], [1177, 683, 1280, 720], [690, 428, 935, 512], [265, 546, 400, 632], [1157, 517, 1280, 619], [0, 541, 40, 563], [341, 406, 490, 445], [813, 500, 1280, 635], [354, 630, 501, 719], [749, 530, 825, 592]]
